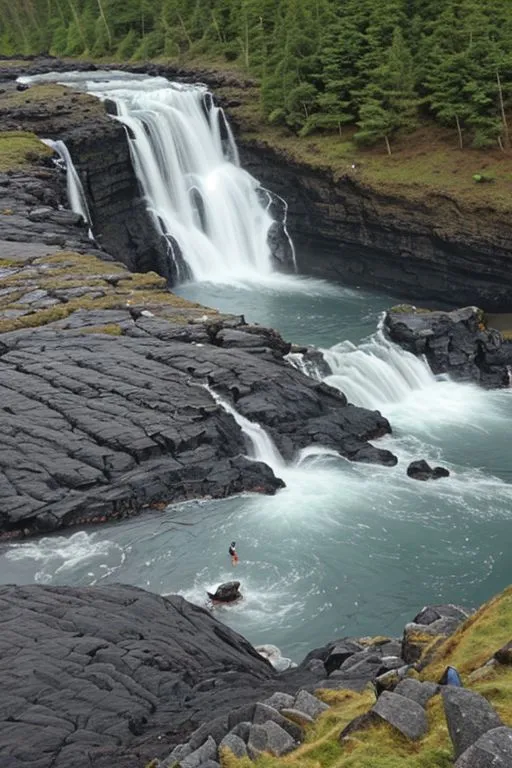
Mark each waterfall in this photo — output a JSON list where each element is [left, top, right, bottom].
[[205, 385, 285, 475], [111, 84, 277, 283], [42, 138, 92, 236], [20, 71, 295, 285], [289, 330, 436, 411]]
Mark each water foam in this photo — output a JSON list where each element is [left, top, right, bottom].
[[4, 531, 124, 584]]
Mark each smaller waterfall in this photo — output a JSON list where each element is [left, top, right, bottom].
[[288, 330, 436, 411], [205, 385, 285, 475], [322, 331, 435, 409], [42, 139, 92, 234]]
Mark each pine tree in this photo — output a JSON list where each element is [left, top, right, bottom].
[[355, 27, 419, 153]]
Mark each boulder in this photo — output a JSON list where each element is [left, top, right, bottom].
[[413, 605, 470, 626], [454, 727, 512, 767], [293, 689, 329, 719], [442, 687, 502, 759], [180, 736, 217, 768], [339, 711, 379, 740], [246, 724, 269, 759], [219, 733, 248, 759], [324, 640, 363, 674], [494, 641, 512, 665], [207, 582, 242, 603], [280, 708, 314, 726], [407, 459, 450, 481], [372, 691, 428, 741], [262, 692, 295, 712], [394, 679, 439, 707], [403, 605, 470, 667], [251, 703, 304, 743], [260, 720, 296, 756]]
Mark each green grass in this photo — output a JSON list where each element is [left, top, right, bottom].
[[0, 130, 52, 171], [0, 250, 217, 333]]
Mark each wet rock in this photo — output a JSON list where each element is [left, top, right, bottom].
[[372, 691, 428, 741], [207, 582, 242, 603], [443, 687, 502, 759], [407, 459, 450, 481], [385, 306, 512, 388], [454, 727, 512, 767]]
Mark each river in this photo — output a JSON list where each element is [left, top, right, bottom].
[[2, 70, 512, 664]]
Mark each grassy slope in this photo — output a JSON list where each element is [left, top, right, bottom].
[[220, 587, 512, 768]]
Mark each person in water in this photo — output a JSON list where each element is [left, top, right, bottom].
[[229, 541, 239, 566]]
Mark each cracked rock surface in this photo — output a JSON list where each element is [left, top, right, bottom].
[[0, 308, 394, 537], [0, 584, 282, 768]]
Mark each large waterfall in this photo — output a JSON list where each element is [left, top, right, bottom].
[[22, 71, 285, 285]]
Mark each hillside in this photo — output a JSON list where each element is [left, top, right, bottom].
[[220, 587, 512, 768]]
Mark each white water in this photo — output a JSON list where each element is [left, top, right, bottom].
[[41, 138, 92, 234]]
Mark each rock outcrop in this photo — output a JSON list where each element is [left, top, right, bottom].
[[407, 459, 450, 481], [5, 582, 509, 768], [385, 305, 512, 388]]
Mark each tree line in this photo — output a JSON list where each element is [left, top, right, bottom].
[[1, 0, 511, 153]]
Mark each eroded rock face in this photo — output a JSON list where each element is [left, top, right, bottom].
[[238, 143, 512, 313], [384, 305, 512, 388]]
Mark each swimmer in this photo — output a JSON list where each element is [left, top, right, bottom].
[[229, 541, 239, 566]]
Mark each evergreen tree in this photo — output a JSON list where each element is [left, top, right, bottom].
[[355, 27, 419, 153]]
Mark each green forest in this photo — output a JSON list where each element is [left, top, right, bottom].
[[1, 0, 511, 154]]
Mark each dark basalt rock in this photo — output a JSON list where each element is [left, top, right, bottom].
[[0, 584, 285, 768], [443, 687, 503, 759], [237, 142, 512, 313], [384, 305, 512, 388], [407, 459, 450, 481], [207, 581, 242, 603]]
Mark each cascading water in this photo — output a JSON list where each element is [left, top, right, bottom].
[[110, 82, 279, 283], [204, 385, 286, 476], [42, 138, 93, 237]]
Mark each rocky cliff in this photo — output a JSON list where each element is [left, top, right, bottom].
[[2, 583, 511, 768], [237, 140, 512, 313]]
